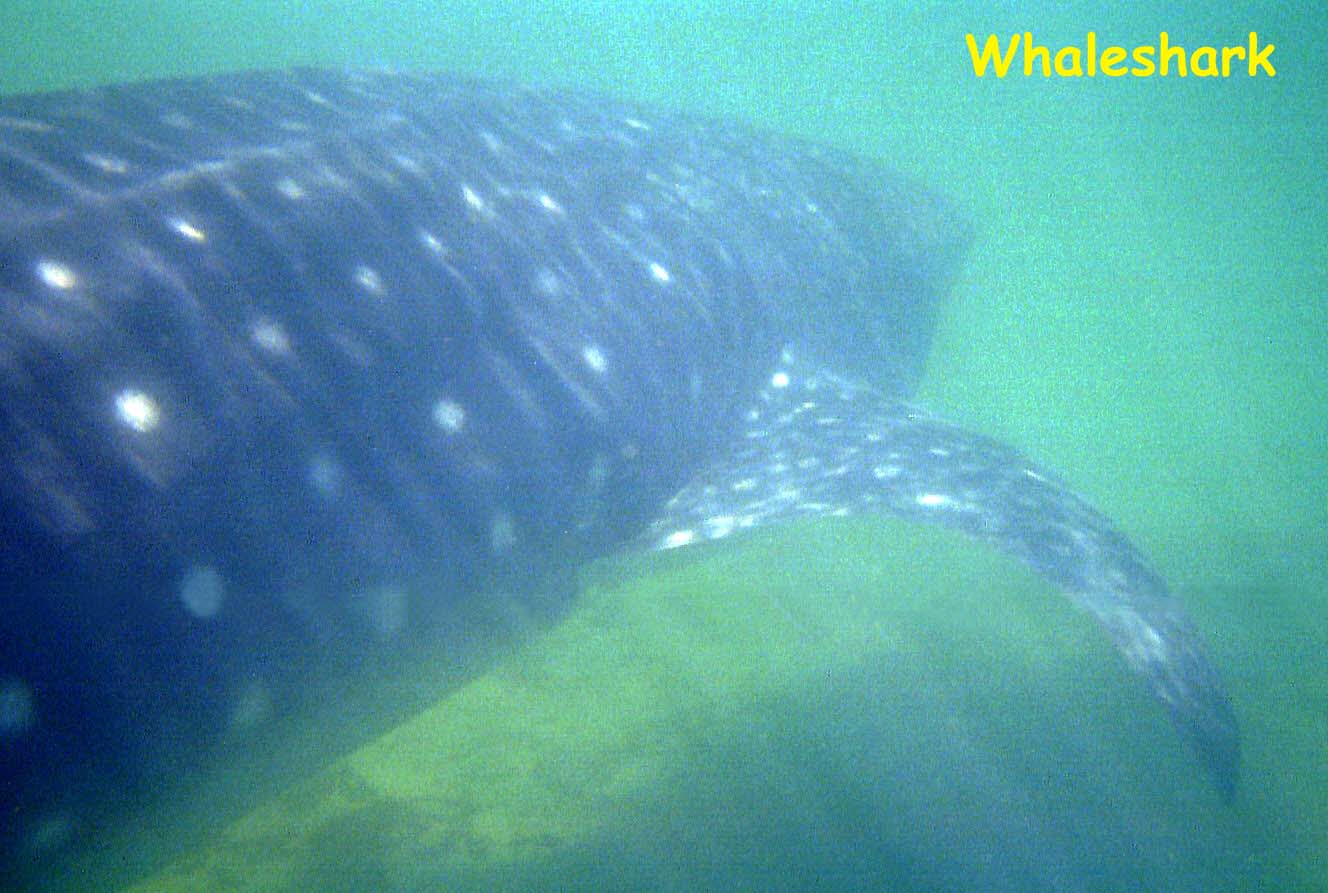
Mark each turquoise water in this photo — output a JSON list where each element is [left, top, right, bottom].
[[2, 2, 1323, 890]]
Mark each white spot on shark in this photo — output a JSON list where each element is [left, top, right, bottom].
[[36, 259, 77, 290], [0, 117, 53, 134], [534, 268, 562, 296], [169, 217, 207, 243], [114, 389, 161, 433], [537, 192, 564, 215], [354, 583, 409, 640], [582, 344, 608, 374], [661, 529, 695, 549], [276, 177, 305, 200], [354, 265, 384, 295], [228, 677, 273, 730], [393, 153, 424, 175], [178, 565, 225, 619], [461, 183, 488, 215], [0, 677, 35, 741], [82, 152, 128, 174], [490, 511, 518, 553], [250, 317, 291, 355], [159, 112, 194, 130], [432, 399, 466, 434], [419, 229, 446, 254], [703, 515, 736, 539], [307, 453, 343, 497]]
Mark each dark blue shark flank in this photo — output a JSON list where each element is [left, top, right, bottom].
[[0, 68, 1236, 869]]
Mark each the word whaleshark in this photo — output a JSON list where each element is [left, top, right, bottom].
[[0, 67, 1237, 864]]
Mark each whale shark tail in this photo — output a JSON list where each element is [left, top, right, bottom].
[[644, 355, 1240, 799]]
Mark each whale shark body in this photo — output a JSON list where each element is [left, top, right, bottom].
[[0, 68, 1237, 868]]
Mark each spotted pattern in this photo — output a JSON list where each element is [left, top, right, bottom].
[[35, 258, 77, 289], [0, 68, 1235, 864], [7, 67, 880, 588], [644, 354, 1238, 796], [113, 388, 161, 433]]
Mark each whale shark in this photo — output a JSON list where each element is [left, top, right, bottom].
[[0, 67, 1237, 867]]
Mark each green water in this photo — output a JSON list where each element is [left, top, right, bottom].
[[3, 2, 1324, 890]]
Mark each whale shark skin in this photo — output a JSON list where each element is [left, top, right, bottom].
[[0, 68, 1237, 867]]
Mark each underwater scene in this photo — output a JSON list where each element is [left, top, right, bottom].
[[0, 2, 1323, 891]]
